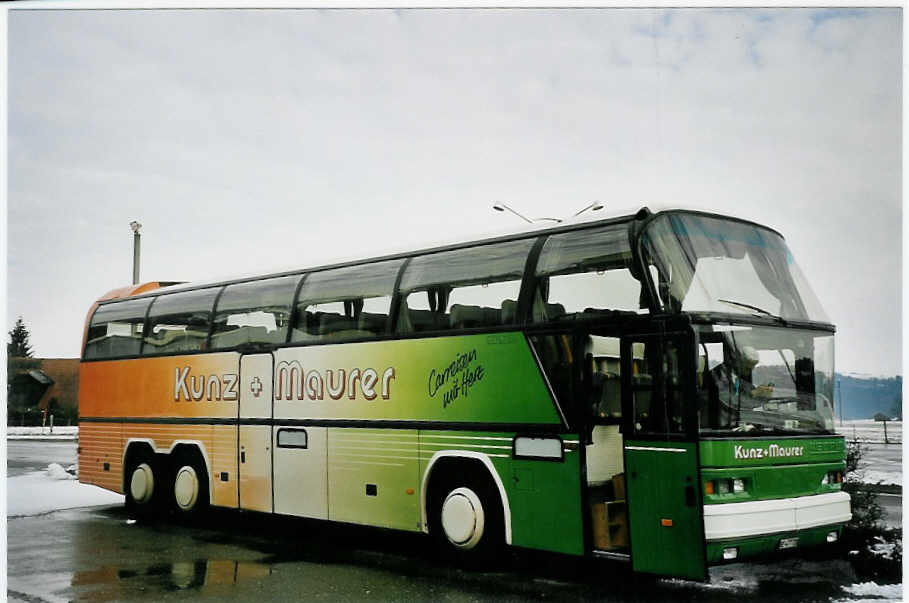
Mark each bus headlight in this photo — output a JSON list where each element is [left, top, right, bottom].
[[723, 547, 738, 560], [822, 471, 843, 486], [706, 478, 747, 495]]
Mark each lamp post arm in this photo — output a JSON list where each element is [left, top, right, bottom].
[[492, 203, 534, 224]]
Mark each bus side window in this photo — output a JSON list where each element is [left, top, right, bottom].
[[210, 275, 300, 350], [629, 339, 685, 435], [83, 297, 151, 359], [533, 223, 645, 323], [289, 260, 401, 344], [142, 288, 220, 355], [396, 239, 534, 334]]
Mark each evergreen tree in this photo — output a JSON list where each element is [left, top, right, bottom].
[[8, 317, 34, 357]]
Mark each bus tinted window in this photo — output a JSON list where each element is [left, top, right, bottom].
[[143, 288, 220, 355], [533, 223, 643, 321], [290, 259, 402, 344], [211, 275, 300, 350], [397, 239, 534, 333], [84, 298, 151, 359]]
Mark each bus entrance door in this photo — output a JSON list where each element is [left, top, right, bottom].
[[238, 353, 274, 513], [621, 335, 706, 581]]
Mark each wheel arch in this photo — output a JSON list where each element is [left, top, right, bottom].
[[420, 450, 512, 545]]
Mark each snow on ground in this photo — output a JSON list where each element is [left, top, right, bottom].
[[8, 464, 123, 517], [832, 582, 903, 602], [836, 420, 902, 444], [868, 537, 898, 561], [7, 426, 79, 440], [850, 470, 903, 488]]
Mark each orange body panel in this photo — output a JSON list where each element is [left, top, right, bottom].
[[78, 422, 123, 493], [79, 353, 240, 419], [79, 351, 242, 507], [78, 422, 239, 508]]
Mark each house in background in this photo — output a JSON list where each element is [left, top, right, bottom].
[[8, 358, 79, 425]]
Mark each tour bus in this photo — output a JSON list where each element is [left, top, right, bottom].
[[78, 208, 851, 580]]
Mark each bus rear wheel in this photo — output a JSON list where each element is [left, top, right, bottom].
[[125, 454, 162, 519], [170, 452, 209, 517]]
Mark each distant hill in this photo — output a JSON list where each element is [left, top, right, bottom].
[[837, 374, 902, 420]]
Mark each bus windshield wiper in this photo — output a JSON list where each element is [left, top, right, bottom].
[[717, 299, 781, 321]]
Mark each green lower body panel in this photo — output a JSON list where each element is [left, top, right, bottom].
[[706, 523, 844, 564]]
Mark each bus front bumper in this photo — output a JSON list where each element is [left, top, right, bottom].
[[703, 491, 851, 564]]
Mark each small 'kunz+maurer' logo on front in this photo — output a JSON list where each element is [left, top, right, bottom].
[[734, 444, 805, 460]]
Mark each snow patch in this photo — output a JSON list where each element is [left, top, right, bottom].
[[46, 463, 76, 480], [7, 426, 79, 441], [7, 426, 79, 436], [869, 537, 898, 560], [838, 582, 903, 601], [836, 420, 902, 444], [8, 471, 123, 517]]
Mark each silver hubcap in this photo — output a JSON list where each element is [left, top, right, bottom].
[[441, 487, 485, 550], [174, 465, 199, 511], [130, 463, 154, 504]]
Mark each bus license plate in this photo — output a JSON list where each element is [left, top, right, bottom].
[[779, 537, 798, 550]]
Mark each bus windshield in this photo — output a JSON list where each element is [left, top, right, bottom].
[[641, 213, 828, 323], [696, 324, 835, 435]]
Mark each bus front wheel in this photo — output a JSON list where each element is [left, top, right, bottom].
[[429, 472, 503, 563]]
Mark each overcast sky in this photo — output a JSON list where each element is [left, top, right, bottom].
[[7, 7, 902, 376]]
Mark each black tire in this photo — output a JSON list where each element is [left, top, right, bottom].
[[169, 450, 210, 519], [427, 469, 504, 565], [124, 451, 164, 520]]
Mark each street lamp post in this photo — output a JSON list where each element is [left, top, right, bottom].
[[492, 201, 604, 224], [492, 203, 533, 224], [130, 221, 142, 285]]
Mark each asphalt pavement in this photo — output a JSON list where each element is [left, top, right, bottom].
[[7, 440, 78, 477], [6, 440, 899, 602], [7, 504, 865, 602]]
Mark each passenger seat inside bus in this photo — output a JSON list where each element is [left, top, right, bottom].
[[500, 299, 517, 324], [357, 312, 388, 335], [210, 326, 269, 349], [449, 304, 500, 329]]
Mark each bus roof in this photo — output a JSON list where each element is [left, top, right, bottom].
[[93, 206, 782, 306]]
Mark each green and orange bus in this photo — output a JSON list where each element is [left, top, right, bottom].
[[78, 208, 850, 580]]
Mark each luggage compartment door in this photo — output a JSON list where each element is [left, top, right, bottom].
[[238, 353, 273, 513]]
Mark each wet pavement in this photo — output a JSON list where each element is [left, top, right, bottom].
[[6, 440, 897, 602], [8, 503, 866, 602]]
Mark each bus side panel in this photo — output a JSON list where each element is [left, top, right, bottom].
[[271, 334, 560, 425], [507, 444, 585, 555], [327, 428, 421, 531], [79, 353, 240, 420], [418, 431, 585, 556], [78, 421, 123, 494], [79, 353, 241, 505]]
